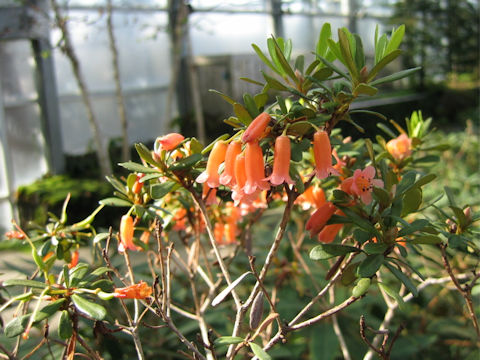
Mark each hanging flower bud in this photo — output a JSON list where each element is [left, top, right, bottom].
[[114, 281, 152, 299], [318, 210, 344, 243], [119, 215, 137, 253], [312, 130, 340, 179], [202, 183, 218, 205], [214, 222, 225, 244], [244, 142, 270, 195], [305, 202, 336, 238], [155, 133, 184, 152], [140, 231, 150, 245], [242, 112, 271, 143], [232, 153, 261, 205], [265, 135, 295, 186], [220, 141, 242, 187], [196, 141, 228, 188]]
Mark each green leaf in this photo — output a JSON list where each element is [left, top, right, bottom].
[[316, 23, 332, 58], [58, 310, 73, 339], [310, 244, 359, 261], [4, 314, 30, 338], [3, 279, 48, 289], [385, 25, 405, 55], [444, 186, 457, 207], [364, 242, 389, 255], [338, 28, 359, 79], [99, 197, 132, 207], [354, 34, 365, 70], [411, 235, 443, 245], [378, 282, 405, 309], [169, 153, 203, 171], [209, 89, 235, 105], [294, 54, 304, 72], [234, 103, 253, 125], [385, 263, 418, 297], [353, 83, 378, 96], [105, 175, 127, 195], [118, 161, 158, 174], [375, 34, 388, 64], [71, 294, 106, 320], [254, 93, 269, 109], [373, 187, 391, 207], [69, 263, 89, 287], [341, 207, 382, 239], [214, 336, 244, 347], [240, 77, 265, 86], [357, 254, 384, 277], [150, 181, 178, 200], [398, 219, 430, 237], [251, 43, 281, 76], [369, 67, 421, 86], [401, 188, 422, 216], [250, 342, 272, 360], [135, 143, 159, 167], [352, 278, 371, 297], [450, 206, 468, 229], [34, 299, 66, 322], [368, 49, 402, 82], [377, 123, 397, 138], [261, 71, 288, 91], [317, 54, 350, 80]]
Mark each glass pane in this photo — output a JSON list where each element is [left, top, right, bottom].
[[0, 41, 37, 105], [4, 104, 48, 189]]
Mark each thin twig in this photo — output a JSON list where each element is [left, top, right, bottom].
[[439, 244, 480, 338], [330, 287, 351, 360]]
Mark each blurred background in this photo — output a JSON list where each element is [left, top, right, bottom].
[[0, 0, 478, 232]]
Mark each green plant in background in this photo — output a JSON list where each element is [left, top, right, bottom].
[[1, 23, 479, 360]]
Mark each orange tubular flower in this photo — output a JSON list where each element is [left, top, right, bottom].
[[68, 250, 79, 269], [220, 141, 242, 187], [231, 153, 261, 205], [155, 133, 184, 152], [196, 141, 228, 188], [214, 222, 225, 244], [265, 135, 295, 186], [119, 215, 137, 253], [318, 210, 344, 243], [242, 112, 271, 143], [312, 130, 340, 179], [296, 185, 326, 209], [114, 281, 152, 299], [386, 133, 412, 161], [140, 231, 150, 244], [244, 141, 270, 195], [305, 202, 336, 238], [202, 183, 218, 205]]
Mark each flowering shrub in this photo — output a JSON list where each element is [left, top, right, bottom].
[[1, 24, 479, 360]]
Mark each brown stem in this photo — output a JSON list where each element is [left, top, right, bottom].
[[439, 244, 480, 338]]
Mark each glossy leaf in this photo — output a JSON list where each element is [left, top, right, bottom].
[[353, 83, 378, 96], [378, 282, 405, 309], [368, 49, 402, 82], [385, 25, 405, 54], [209, 89, 235, 105], [169, 153, 202, 171], [99, 197, 132, 207], [398, 219, 430, 237], [262, 71, 288, 91], [357, 254, 384, 277], [58, 310, 73, 339], [310, 244, 359, 260], [369, 67, 421, 86], [135, 143, 159, 167], [71, 294, 106, 320], [316, 23, 332, 58], [385, 263, 418, 296], [364, 242, 389, 255], [234, 103, 253, 125], [402, 188, 422, 216], [250, 342, 272, 360], [4, 314, 30, 338], [3, 279, 48, 289], [118, 161, 158, 174], [251, 43, 281, 76], [34, 299, 66, 322], [214, 336, 244, 347], [150, 181, 178, 200]]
